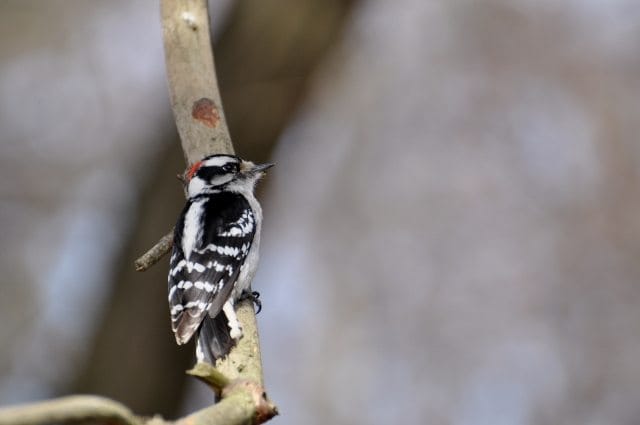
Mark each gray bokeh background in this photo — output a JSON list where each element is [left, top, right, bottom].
[[1, 1, 639, 424]]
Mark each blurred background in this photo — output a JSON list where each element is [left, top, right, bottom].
[[1, 0, 640, 424]]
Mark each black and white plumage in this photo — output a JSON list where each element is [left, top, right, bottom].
[[168, 154, 272, 363]]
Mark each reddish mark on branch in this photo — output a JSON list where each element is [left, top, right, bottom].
[[192, 98, 220, 128]]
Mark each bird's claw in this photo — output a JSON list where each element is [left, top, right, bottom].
[[239, 290, 262, 314]]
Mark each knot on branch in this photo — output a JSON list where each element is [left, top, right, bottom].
[[192, 98, 220, 128], [223, 380, 278, 424]]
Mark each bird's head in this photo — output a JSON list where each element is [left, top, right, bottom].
[[186, 154, 273, 198]]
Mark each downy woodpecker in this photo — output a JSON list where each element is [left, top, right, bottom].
[[167, 154, 272, 363]]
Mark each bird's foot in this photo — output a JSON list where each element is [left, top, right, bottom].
[[239, 290, 262, 314]]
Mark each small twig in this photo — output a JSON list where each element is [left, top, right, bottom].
[[0, 396, 140, 425], [134, 230, 174, 271], [134, 171, 189, 272], [187, 362, 231, 396]]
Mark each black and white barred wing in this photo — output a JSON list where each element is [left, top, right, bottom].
[[168, 248, 241, 344], [168, 193, 256, 345]]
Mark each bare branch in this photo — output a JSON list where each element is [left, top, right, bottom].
[[161, 0, 234, 163], [187, 362, 231, 395], [134, 229, 174, 271], [0, 392, 276, 425], [177, 390, 277, 425], [0, 396, 140, 425]]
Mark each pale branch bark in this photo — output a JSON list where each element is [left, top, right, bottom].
[[0, 396, 140, 425], [134, 229, 173, 271], [184, 363, 276, 423], [176, 389, 276, 425], [214, 302, 264, 385], [187, 362, 231, 392], [0, 391, 276, 425], [161, 0, 234, 163]]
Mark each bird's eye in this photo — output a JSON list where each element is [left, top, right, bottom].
[[223, 163, 237, 173]]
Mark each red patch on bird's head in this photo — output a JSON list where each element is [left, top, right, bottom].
[[186, 160, 203, 181]]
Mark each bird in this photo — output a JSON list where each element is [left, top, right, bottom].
[[167, 153, 272, 363]]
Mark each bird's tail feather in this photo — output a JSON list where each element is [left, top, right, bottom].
[[196, 313, 235, 364]]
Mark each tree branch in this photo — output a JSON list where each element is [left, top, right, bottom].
[[0, 396, 140, 425], [176, 389, 276, 425], [134, 229, 174, 271], [161, 0, 234, 163], [0, 390, 277, 425]]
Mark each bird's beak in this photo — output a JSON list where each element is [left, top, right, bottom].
[[251, 162, 275, 174], [240, 160, 275, 177]]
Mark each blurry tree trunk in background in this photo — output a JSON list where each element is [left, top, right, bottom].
[[71, 137, 189, 417], [70, 0, 356, 417], [217, 0, 356, 162]]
